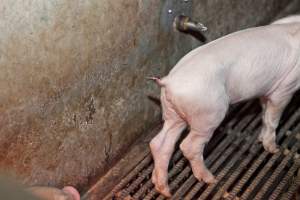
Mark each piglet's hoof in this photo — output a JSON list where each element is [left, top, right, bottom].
[[203, 175, 217, 184], [194, 170, 216, 184], [263, 142, 279, 154], [28, 186, 80, 200], [154, 184, 171, 198]]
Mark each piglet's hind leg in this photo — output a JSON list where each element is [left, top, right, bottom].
[[150, 119, 186, 197], [180, 130, 216, 183], [179, 101, 228, 184], [149, 89, 186, 197]]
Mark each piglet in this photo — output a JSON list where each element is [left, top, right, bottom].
[[272, 15, 300, 24], [149, 19, 300, 197]]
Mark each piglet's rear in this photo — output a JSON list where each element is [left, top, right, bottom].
[[150, 22, 300, 197]]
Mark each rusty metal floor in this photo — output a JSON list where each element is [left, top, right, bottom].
[[93, 95, 300, 200]]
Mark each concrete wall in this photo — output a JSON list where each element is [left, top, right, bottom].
[[0, 0, 193, 190], [0, 0, 298, 193]]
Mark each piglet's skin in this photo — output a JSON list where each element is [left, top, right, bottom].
[[150, 18, 300, 197]]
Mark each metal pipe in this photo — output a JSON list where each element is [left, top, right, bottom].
[[174, 15, 207, 33]]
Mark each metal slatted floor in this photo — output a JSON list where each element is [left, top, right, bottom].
[[106, 96, 300, 200]]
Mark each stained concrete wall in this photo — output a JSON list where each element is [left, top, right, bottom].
[[0, 0, 298, 193], [0, 0, 193, 190]]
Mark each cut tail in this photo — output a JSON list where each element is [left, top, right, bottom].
[[147, 76, 166, 87]]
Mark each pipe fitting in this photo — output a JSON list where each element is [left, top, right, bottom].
[[174, 15, 207, 33]]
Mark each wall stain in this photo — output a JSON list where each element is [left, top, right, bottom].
[[85, 97, 96, 124]]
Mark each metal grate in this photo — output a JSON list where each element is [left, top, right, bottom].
[[109, 96, 300, 200]]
